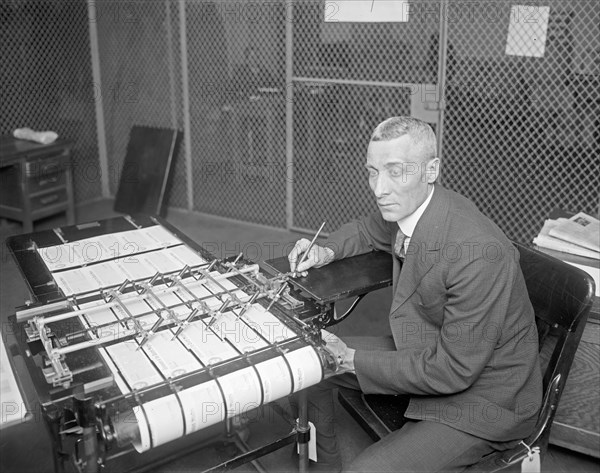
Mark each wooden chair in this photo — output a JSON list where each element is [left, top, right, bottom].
[[338, 242, 595, 471]]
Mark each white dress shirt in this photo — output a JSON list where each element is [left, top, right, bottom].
[[397, 185, 435, 253]]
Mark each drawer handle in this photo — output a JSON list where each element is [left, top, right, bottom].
[[40, 195, 59, 205], [39, 176, 59, 186]]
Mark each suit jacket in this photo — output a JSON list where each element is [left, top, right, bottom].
[[326, 184, 543, 442]]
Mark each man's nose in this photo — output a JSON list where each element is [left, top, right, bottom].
[[371, 175, 390, 198]]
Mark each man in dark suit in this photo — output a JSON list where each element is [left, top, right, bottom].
[[288, 117, 542, 472]]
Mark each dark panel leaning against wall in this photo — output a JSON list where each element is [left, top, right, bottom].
[[0, 0, 102, 204]]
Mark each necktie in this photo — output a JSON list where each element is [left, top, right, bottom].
[[394, 228, 406, 261]]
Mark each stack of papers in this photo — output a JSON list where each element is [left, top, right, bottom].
[[533, 212, 600, 260], [533, 212, 600, 297]]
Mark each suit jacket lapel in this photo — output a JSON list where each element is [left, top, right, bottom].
[[390, 185, 449, 315]]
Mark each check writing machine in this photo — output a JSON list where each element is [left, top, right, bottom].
[[2, 216, 392, 473]]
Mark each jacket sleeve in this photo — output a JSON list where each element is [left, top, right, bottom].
[[326, 211, 394, 260], [354, 238, 519, 395]]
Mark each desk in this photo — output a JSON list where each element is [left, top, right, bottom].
[[0, 136, 75, 232]]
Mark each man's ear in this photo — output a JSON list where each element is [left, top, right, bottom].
[[425, 157, 440, 183]]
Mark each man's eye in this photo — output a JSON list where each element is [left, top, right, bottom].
[[367, 169, 378, 177], [389, 167, 403, 177]]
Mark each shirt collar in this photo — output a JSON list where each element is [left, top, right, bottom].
[[397, 185, 435, 238]]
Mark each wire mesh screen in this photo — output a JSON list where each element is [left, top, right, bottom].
[[443, 0, 600, 243], [187, 1, 287, 226], [291, 0, 439, 231], [8, 0, 595, 236], [0, 0, 101, 203], [95, 0, 186, 207], [292, 83, 412, 230]]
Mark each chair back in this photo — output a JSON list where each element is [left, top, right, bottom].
[[515, 243, 594, 392], [513, 242, 595, 451]]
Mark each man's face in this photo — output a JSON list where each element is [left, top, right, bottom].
[[365, 135, 439, 222]]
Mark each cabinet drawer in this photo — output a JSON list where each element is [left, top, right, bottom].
[[28, 171, 66, 194], [30, 189, 67, 211], [25, 150, 69, 177]]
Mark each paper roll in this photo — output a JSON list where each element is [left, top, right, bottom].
[[255, 356, 293, 403], [105, 342, 323, 452], [178, 380, 226, 434], [133, 394, 184, 452], [285, 345, 323, 392], [218, 367, 263, 418]]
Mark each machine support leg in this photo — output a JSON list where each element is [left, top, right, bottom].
[[74, 395, 99, 473], [297, 390, 310, 473]]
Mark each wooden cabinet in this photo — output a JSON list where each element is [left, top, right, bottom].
[[0, 136, 75, 232]]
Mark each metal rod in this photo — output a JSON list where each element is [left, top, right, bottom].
[[436, 0, 449, 167], [137, 309, 167, 350], [87, 0, 109, 197], [66, 285, 243, 342], [298, 390, 310, 473], [285, 0, 294, 230], [236, 292, 260, 318], [266, 284, 287, 312], [56, 294, 259, 356], [170, 306, 202, 340], [39, 266, 259, 325], [179, 0, 194, 210], [293, 76, 423, 89], [206, 298, 232, 328]]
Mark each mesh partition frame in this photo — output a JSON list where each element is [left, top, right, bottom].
[[95, 0, 186, 208], [186, 1, 287, 226], [0, 0, 102, 203]]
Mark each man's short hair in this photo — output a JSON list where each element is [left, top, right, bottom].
[[371, 116, 437, 161]]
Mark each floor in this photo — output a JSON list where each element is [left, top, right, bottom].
[[1, 200, 598, 472]]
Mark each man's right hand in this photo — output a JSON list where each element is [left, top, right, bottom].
[[288, 239, 335, 277]]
